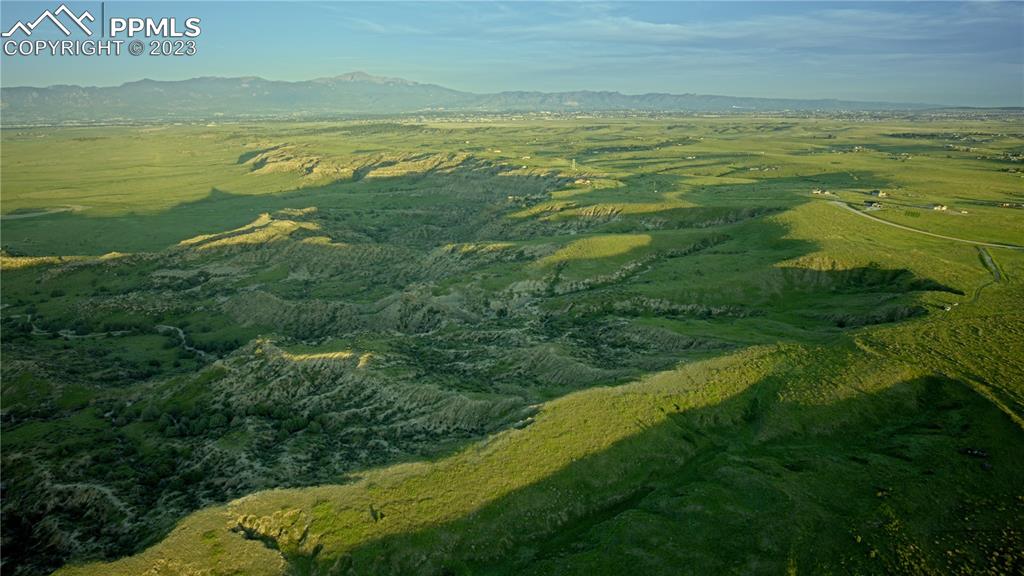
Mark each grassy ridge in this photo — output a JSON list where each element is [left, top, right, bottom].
[[56, 297, 1024, 574], [52, 215, 1024, 575]]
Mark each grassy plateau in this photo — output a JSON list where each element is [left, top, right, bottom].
[[1, 114, 1022, 575]]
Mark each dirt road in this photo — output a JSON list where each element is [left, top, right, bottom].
[[830, 201, 1023, 250]]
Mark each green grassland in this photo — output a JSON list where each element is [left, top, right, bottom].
[[1, 115, 1022, 576]]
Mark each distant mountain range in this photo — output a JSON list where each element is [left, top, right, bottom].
[[1, 71, 943, 124]]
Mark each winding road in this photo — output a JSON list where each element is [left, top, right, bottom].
[[830, 201, 1023, 250]]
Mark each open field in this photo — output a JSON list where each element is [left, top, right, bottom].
[[1, 115, 1022, 576]]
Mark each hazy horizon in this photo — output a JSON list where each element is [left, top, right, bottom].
[[1, 1, 1022, 107], [0, 69, 983, 107]]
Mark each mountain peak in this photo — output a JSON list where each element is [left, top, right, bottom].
[[314, 71, 419, 85], [319, 70, 415, 84]]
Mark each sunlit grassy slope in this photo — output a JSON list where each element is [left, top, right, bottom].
[[1, 115, 1021, 575], [3, 117, 1022, 253], [56, 291, 1024, 575]]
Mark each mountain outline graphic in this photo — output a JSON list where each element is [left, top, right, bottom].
[[1, 4, 95, 38]]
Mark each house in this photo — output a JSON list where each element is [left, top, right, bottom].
[[811, 188, 824, 195], [864, 201, 882, 208], [870, 189, 887, 197], [931, 204, 948, 211]]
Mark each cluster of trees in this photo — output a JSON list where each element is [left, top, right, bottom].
[[182, 334, 245, 355]]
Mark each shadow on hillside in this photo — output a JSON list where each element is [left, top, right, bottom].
[[0, 167, 877, 258], [277, 373, 1023, 576], [0, 165, 563, 256], [1, 163, 986, 576]]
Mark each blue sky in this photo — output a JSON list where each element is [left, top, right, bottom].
[[1, 1, 1022, 106]]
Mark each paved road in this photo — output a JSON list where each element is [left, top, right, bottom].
[[830, 201, 1024, 250]]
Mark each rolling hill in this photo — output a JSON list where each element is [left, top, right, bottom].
[[2, 116, 1022, 575]]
